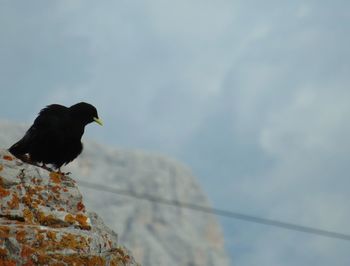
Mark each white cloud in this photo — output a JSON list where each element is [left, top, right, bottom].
[[297, 3, 312, 18]]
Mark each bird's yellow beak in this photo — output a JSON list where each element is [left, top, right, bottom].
[[93, 117, 103, 126]]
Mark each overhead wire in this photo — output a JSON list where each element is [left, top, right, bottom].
[[77, 180, 350, 242]]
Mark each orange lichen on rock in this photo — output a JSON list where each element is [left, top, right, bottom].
[[0, 247, 8, 256], [75, 214, 87, 224], [0, 164, 3, 171], [64, 214, 75, 224], [64, 213, 90, 230], [23, 260, 37, 266], [86, 257, 105, 266], [77, 201, 85, 212], [23, 208, 34, 224], [35, 254, 106, 266], [51, 185, 61, 194], [51, 185, 61, 193], [47, 230, 57, 241], [16, 230, 26, 242], [0, 226, 10, 238], [49, 172, 62, 184], [22, 186, 46, 209], [2, 155, 13, 161], [20, 245, 35, 258], [37, 211, 63, 227], [35, 231, 45, 246], [35, 254, 52, 265], [75, 214, 90, 230], [0, 259, 17, 266], [30, 177, 42, 185], [22, 187, 37, 205], [30, 201, 39, 209], [7, 193, 20, 209], [0, 187, 10, 198], [60, 233, 83, 250], [22, 194, 31, 206], [114, 247, 133, 265]]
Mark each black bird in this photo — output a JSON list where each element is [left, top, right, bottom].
[[9, 102, 103, 172]]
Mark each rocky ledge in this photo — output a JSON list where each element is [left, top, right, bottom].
[[0, 149, 138, 266]]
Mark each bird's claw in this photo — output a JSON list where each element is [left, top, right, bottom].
[[56, 169, 71, 176], [61, 171, 71, 176], [39, 164, 54, 172]]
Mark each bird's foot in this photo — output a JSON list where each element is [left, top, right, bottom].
[[61, 172, 71, 176], [39, 163, 54, 172], [57, 168, 71, 176]]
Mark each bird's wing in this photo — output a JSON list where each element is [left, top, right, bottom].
[[9, 104, 69, 155], [36, 104, 69, 123], [32, 104, 71, 139]]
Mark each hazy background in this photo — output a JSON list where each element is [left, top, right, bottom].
[[1, 1, 350, 265]]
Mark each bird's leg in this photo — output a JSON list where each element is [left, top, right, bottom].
[[40, 163, 54, 172], [57, 168, 71, 176]]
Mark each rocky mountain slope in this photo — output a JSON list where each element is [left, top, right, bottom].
[[0, 121, 231, 266], [0, 148, 137, 265]]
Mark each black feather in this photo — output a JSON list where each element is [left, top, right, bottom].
[[9, 102, 101, 169]]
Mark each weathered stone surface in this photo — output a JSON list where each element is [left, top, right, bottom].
[[0, 149, 138, 266]]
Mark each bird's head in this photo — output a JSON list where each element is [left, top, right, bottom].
[[69, 102, 103, 126]]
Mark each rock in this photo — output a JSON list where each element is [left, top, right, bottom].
[[0, 149, 138, 266]]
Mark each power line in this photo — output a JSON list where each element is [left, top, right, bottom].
[[78, 180, 350, 242]]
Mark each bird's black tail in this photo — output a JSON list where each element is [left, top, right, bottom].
[[8, 139, 27, 157]]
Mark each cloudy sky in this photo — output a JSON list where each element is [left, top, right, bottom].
[[1, 1, 350, 265]]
